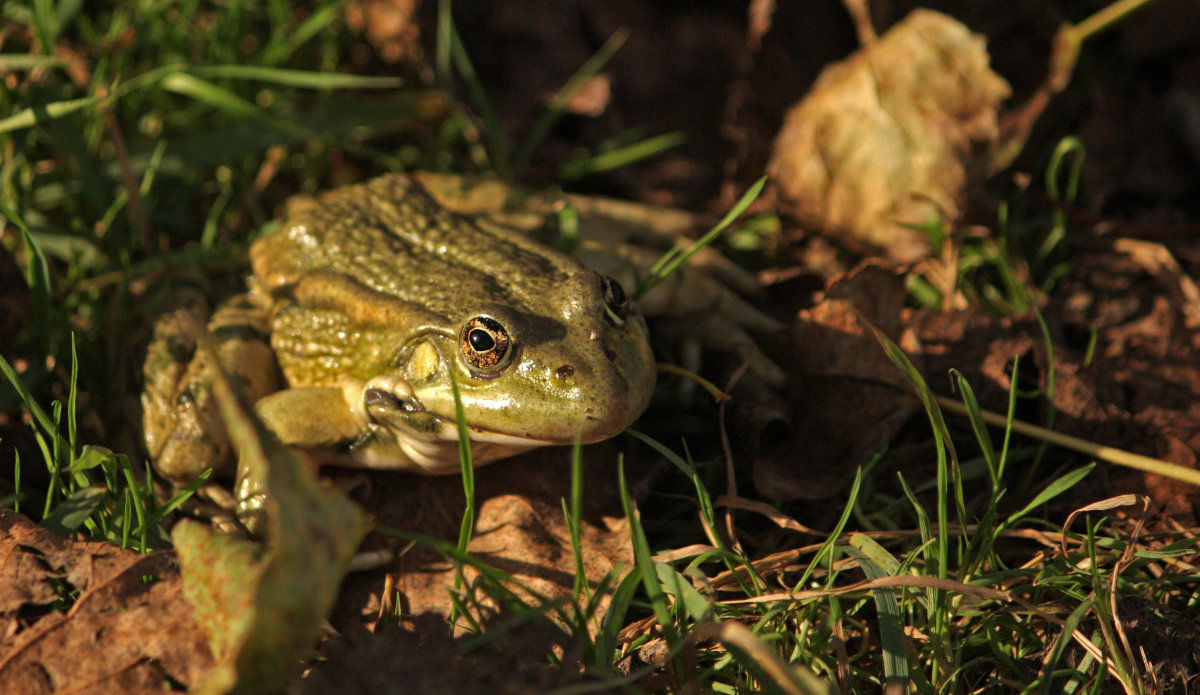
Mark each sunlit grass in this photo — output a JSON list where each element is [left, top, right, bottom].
[[1, 1, 1196, 694]]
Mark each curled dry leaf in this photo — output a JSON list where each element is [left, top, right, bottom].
[[916, 241, 1200, 520], [172, 359, 368, 695], [0, 510, 216, 694], [768, 9, 1010, 262]]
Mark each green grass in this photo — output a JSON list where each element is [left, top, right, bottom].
[[2, 2, 1197, 694], [0, 335, 209, 551], [906, 135, 1083, 317], [377, 344, 1196, 693]]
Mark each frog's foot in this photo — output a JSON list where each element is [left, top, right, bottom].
[[656, 312, 786, 391], [641, 268, 786, 387], [233, 474, 268, 536], [231, 446, 332, 537], [142, 294, 229, 480], [351, 375, 467, 473], [572, 241, 785, 388], [232, 384, 366, 533], [235, 378, 433, 532], [143, 293, 280, 483]]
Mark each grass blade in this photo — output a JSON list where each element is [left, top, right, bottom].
[[618, 457, 677, 643], [192, 65, 403, 89], [564, 438, 587, 598], [1000, 464, 1095, 531], [0, 353, 57, 443], [513, 28, 628, 173], [160, 72, 310, 139], [0, 54, 68, 70], [0, 94, 106, 134], [40, 486, 107, 535], [436, 6, 511, 177], [635, 176, 766, 299], [558, 131, 686, 180], [448, 370, 476, 627], [846, 538, 909, 688], [1, 204, 52, 352]]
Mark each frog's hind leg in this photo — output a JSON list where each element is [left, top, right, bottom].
[[142, 293, 282, 483]]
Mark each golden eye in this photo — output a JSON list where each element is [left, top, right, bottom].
[[459, 316, 512, 373], [600, 276, 630, 326]]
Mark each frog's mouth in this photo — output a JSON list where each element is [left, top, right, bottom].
[[355, 377, 583, 475], [440, 421, 561, 464], [356, 418, 560, 475]]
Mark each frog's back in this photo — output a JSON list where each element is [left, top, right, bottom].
[[250, 174, 583, 319]]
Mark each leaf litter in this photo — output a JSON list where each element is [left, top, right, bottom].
[[0, 510, 215, 694], [3, 0, 1200, 692]]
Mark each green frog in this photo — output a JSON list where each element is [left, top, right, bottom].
[[143, 172, 778, 527]]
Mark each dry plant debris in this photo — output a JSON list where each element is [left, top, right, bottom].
[[170, 363, 368, 694], [753, 263, 923, 500], [0, 510, 215, 694], [768, 9, 1011, 262], [334, 447, 633, 631]]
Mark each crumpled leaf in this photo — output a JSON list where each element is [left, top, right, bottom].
[[335, 445, 633, 632], [0, 510, 216, 694], [768, 9, 1010, 262], [753, 263, 922, 500], [174, 357, 368, 695]]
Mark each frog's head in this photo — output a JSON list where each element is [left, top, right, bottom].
[[358, 270, 656, 473]]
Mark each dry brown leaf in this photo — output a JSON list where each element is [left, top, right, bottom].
[[1113, 238, 1200, 331], [344, 0, 423, 65], [917, 245, 1200, 520], [751, 263, 920, 500], [768, 9, 1010, 262], [333, 446, 633, 633], [0, 511, 215, 694], [172, 356, 369, 695]]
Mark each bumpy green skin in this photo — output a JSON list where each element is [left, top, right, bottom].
[[143, 174, 657, 505]]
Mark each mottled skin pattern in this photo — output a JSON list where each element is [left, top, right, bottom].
[[143, 174, 657, 526], [249, 174, 656, 452]]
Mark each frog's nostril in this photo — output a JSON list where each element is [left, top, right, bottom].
[[603, 348, 617, 362], [555, 365, 575, 380]]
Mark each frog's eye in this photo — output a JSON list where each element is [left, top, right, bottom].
[[600, 276, 630, 327], [460, 316, 512, 373]]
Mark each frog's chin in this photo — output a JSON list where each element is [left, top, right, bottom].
[[353, 420, 565, 476]]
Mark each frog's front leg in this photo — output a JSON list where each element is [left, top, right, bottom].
[[233, 385, 361, 532], [234, 377, 442, 532]]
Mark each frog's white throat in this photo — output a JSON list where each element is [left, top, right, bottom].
[[355, 422, 557, 476]]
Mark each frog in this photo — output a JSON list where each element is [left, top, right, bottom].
[[142, 172, 780, 529]]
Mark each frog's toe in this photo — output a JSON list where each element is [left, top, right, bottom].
[[659, 315, 786, 389], [235, 493, 268, 537], [142, 304, 210, 448], [234, 465, 269, 537]]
